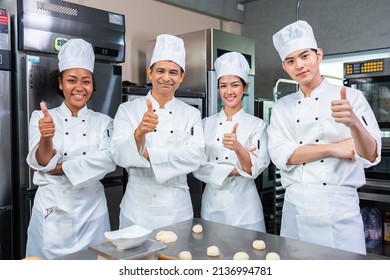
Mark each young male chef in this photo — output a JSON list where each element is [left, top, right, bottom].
[[267, 20, 382, 254], [111, 34, 205, 230]]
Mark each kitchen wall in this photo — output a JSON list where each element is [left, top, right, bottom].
[[64, 0, 241, 85], [243, 0, 390, 99]]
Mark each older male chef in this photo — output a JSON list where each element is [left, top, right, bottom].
[[111, 34, 205, 230], [267, 20, 382, 254]]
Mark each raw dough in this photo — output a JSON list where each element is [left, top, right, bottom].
[[265, 252, 281, 260], [178, 251, 192, 260], [233, 252, 249, 260], [207, 245, 220, 257], [155, 231, 178, 243], [192, 224, 203, 234], [252, 240, 266, 250]]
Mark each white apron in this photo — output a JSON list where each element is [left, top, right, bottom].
[[281, 184, 366, 254]]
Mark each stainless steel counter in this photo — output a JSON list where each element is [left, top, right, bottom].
[[55, 218, 390, 260]]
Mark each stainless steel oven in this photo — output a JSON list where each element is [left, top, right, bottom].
[[344, 57, 390, 181]]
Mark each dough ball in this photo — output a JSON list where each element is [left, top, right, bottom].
[[178, 251, 192, 260], [233, 252, 249, 260], [155, 231, 178, 243], [207, 245, 220, 257], [252, 240, 266, 250], [192, 224, 203, 233], [265, 252, 281, 260]]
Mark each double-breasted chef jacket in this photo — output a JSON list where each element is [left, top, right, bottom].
[[267, 79, 382, 254], [111, 92, 205, 230], [26, 102, 116, 259], [193, 108, 270, 231]]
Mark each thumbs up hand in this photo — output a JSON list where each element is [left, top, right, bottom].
[[137, 99, 159, 135], [222, 123, 239, 151], [331, 87, 357, 127], [38, 102, 55, 140]]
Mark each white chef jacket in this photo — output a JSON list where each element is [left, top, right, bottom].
[[111, 92, 205, 230], [267, 79, 382, 254], [25, 102, 116, 259], [193, 108, 270, 231]]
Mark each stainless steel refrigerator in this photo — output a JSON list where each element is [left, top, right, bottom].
[[3, 0, 126, 259], [0, 6, 13, 260]]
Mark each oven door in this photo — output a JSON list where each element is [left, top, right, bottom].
[[344, 76, 390, 129], [365, 148, 390, 181]]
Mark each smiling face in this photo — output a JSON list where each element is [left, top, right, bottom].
[[59, 68, 93, 116], [282, 48, 324, 95], [148, 60, 185, 100], [218, 75, 247, 114]]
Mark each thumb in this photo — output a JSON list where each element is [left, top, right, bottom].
[[231, 123, 239, 134], [40, 101, 51, 118], [146, 98, 153, 113], [340, 86, 347, 100]]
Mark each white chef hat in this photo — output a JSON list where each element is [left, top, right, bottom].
[[58, 38, 95, 73], [272, 20, 317, 61], [214, 52, 250, 83], [150, 34, 186, 71]]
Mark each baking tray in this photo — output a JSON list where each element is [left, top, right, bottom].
[[88, 239, 166, 260]]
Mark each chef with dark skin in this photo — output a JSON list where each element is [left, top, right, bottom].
[[25, 39, 116, 259]]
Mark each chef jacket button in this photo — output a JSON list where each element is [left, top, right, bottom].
[[225, 157, 228, 160], [215, 157, 218, 160], [299, 141, 302, 144], [217, 138, 220, 141], [297, 119, 300, 123], [83, 152, 86, 155], [170, 130, 173, 133], [316, 139, 319, 142], [315, 117, 318, 120], [323, 182, 327, 186], [154, 129, 157, 132], [303, 163, 306, 165], [315, 97, 319, 100], [321, 159, 324, 163], [153, 109, 156, 112], [82, 120, 85, 122], [169, 111, 172, 114], [64, 153, 67, 156], [298, 101, 301, 104], [83, 133, 86, 136], [65, 118, 68, 122], [65, 132, 69, 135], [219, 122, 222, 125]]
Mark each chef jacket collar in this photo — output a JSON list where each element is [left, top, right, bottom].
[[297, 78, 328, 99], [146, 91, 177, 109], [59, 102, 89, 117], [218, 107, 245, 122]]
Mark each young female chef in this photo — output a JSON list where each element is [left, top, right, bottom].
[[193, 52, 270, 231], [110, 34, 205, 230], [268, 20, 382, 254], [25, 39, 116, 259]]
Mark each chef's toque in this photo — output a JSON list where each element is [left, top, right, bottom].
[[272, 20, 317, 61], [58, 38, 95, 73], [150, 34, 186, 71], [214, 52, 250, 83]]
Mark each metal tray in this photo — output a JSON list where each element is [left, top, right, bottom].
[[88, 239, 166, 260]]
